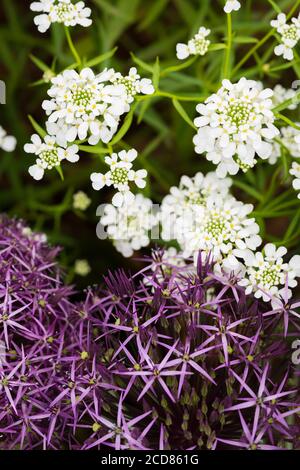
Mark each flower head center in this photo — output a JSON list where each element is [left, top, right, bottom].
[[55, 2, 74, 21], [115, 77, 137, 98], [40, 149, 60, 169], [204, 212, 228, 238], [71, 85, 93, 107], [255, 263, 281, 287], [111, 167, 129, 185], [191, 37, 210, 55], [226, 99, 253, 127], [283, 25, 298, 42], [187, 192, 204, 205]]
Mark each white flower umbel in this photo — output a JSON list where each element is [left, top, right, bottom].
[[271, 13, 300, 61], [0, 126, 16, 152], [100, 194, 158, 257], [224, 0, 241, 13], [290, 161, 300, 199], [193, 78, 279, 177], [110, 67, 154, 109], [273, 84, 297, 110], [176, 27, 210, 60], [24, 134, 79, 180], [90, 149, 147, 207], [73, 191, 91, 211], [42, 68, 128, 146], [179, 195, 261, 270], [238, 243, 300, 305], [30, 0, 92, 33], [279, 125, 300, 158], [161, 171, 232, 241]]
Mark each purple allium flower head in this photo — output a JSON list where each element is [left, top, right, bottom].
[[0, 219, 299, 450], [76, 250, 300, 450]]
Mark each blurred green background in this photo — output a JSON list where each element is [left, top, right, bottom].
[[1, 0, 300, 288]]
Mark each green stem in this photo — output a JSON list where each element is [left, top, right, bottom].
[[275, 113, 300, 130], [64, 26, 81, 67], [232, 0, 300, 76], [223, 13, 232, 79], [160, 56, 197, 77], [232, 30, 273, 76], [272, 90, 300, 113]]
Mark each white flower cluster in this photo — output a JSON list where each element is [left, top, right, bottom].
[[271, 13, 300, 61], [110, 67, 155, 108], [261, 85, 300, 165], [100, 194, 158, 257], [193, 78, 279, 177], [41, 67, 154, 148], [280, 125, 300, 158], [161, 172, 232, 241], [30, 0, 92, 33], [24, 134, 79, 180], [0, 126, 16, 152], [239, 243, 300, 306], [290, 161, 300, 199], [161, 172, 261, 272], [91, 149, 147, 207], [176, 27, 210, 60], [273, 84, 297, 110], [42, 68, 129, 146], [224, 1, 241, 14]]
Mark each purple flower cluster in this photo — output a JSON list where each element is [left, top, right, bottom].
[[0, 217, 299, 450]]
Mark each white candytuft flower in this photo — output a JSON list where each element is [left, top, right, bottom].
[[290, 161, 300, 199], [30, 0, 92, 33], [110, 67, 154, 108], [193, 78, 279, 177], [161, 171, 232, 241], [271, 13, 300, 61], [160, 172, 261, 271], [42, 68, 128, 146], [73, 190, 91, 211], [180, 195, 261, 270], [90, 149, 147, 207], [100, 194, 158, 257], [24, 134, 79, 180], [272, 84, 297, 110], [279, 125, 300, 158], [267, 85, 298, 165], [224, 0, 241, 13], [0, 126, 16, 152], [176, 27, 210, 60], [238, 243, 300, 305]]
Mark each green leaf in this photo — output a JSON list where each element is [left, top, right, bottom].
[[56, 165, 64, 181], [160, 56, 197, 76], [232, 179, 263, 201], [284, 209, 300, 241], [110, 108, 135, 145], [130, 53, 154, 73], [232, 36, 259, 44], [78, 145, 109, 154], [172, 99, 196, 129], [267, 0, 281, 14], [85, 47, 118, 67], [152, 57, 160, 89], [138, 0, 169, 31], [208, 43, 227, 51], [29, 54, 50, 73], [28, 115, 47, 138]]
